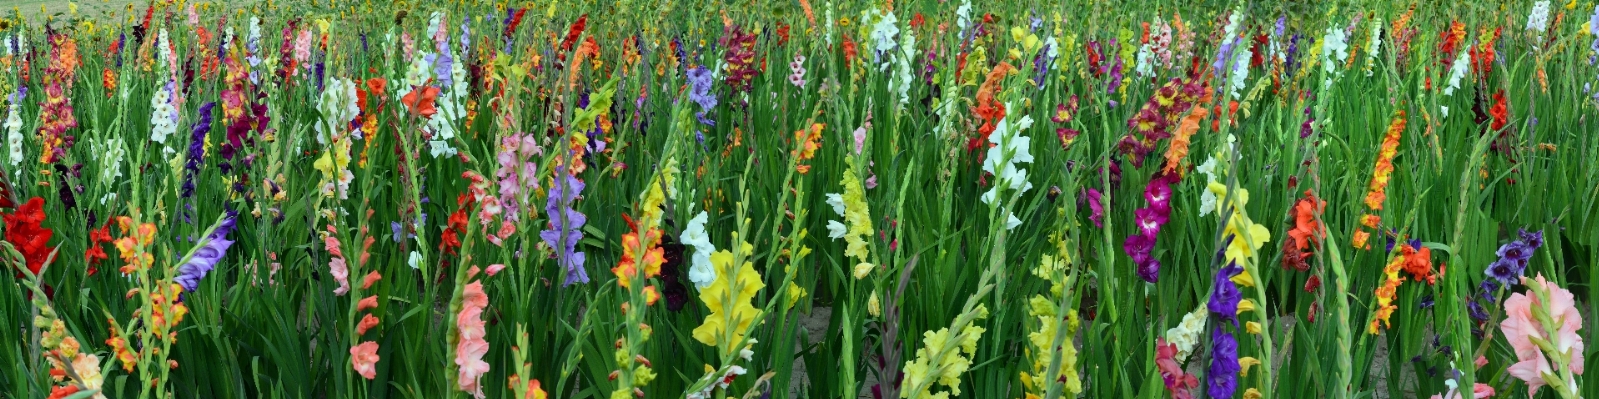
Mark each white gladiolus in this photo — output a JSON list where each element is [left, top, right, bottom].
[[956, 0, 972, 38], [869, 10, 899, 58], [891, 27, 916, 107], [1444, 51, 1470, 97], [4, 95, 23, 167], [980, 102, 1035, 230], [1321, 24, 1350, 89], [1366, 19, 1383, 75], [1163, 307, 1209, 363], [1222, 6, 1245, 42], [317, 78, 360, 144], [1229, 48, 1251, 99], [98, 138, 126, 185], [823, 1, 834, 46], [681, 212, 718, 289], [1528, 0, 1552, 34], [1322, 25, 1349, 74], [149, 83, 179, 152], [1134, 44, 1155, 78], [3, 56, 21, 165]]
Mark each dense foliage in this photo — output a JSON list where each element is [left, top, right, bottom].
[[1, 0, 1597, 398]]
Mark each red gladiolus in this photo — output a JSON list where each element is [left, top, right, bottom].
[[440, 194, 476, 257], [1489, 90, 1508, 132], [84, 220, 114, 276], [560, 15, 588, 52], [4, 197, 54, 278]]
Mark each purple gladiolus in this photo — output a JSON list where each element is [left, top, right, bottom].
[[175, 212, 239, 292], [182, 102, 217, 199], [1208, 262, 1243, 325], [687, 65, 717, 127], [541, 164, 589, 285], [1207, 328, 1240, 399]]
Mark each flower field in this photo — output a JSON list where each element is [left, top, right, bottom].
[[2, 0, 1598, 398]]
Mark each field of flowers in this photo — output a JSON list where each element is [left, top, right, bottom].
[[1, 0, 1597, 398]]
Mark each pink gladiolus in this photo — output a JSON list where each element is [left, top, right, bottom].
[[358, 296, 379, 312], [454, 281, 490, 398], [351, 341, 380, 379], [1500, 274, 1584, 397], [330, 258, 351, 296], [1428, 383, 1493, 399]]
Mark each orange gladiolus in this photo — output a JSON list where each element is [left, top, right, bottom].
[[401, 86, 440, 118]]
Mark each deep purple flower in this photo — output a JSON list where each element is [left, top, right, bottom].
[[1485, 258, 1520, 285], [174, 212, 238, 292], [1496, 241, 1533, 263], [1207, 328, 1240, 399], [1468, 298, 1490, 322], [1418, 294, 1435, 310], [1480, 278, 1501, 295], [1284, 34, 1301, 73], [1208, 262, 1243, 325], [1135, 258, 1161, 284], [182, 102, 217, 199], [1124, 235, 1154, 264], [1519, 229, 1545, 249]]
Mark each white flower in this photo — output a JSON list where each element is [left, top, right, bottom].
[[1321, 25, 1349, 75], [428, 139, 458, 158], [1527, 1, 1552, 34], [1164, 306, 1209, 363], [1229, 48, 1251, 99], [1444, 51, 1469, 96], [149, 82, 179, 146], [978, 104, 1034, 230], [4, 97, 22, 166], [408, 251, 423, 269], [827, 220, 848, 239], [1366, 19, 1384, 64], [400, 52, 432, 99], [681, 211, 718, 289], [823, 1, 835, 46], [955, 0, 973, 37], [825, 193, 847, 216], [317, 78, 360, 144], [1004, 212, 1022, 230], [1223, 7, 1245, 39], [891, 28, 916, 106], [981, 107, 1035, 205], [1134, 44, 1155, 77], [789, 54, 807, 87], [99, 138, 126, 185], [869, 10, 899, 56]]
